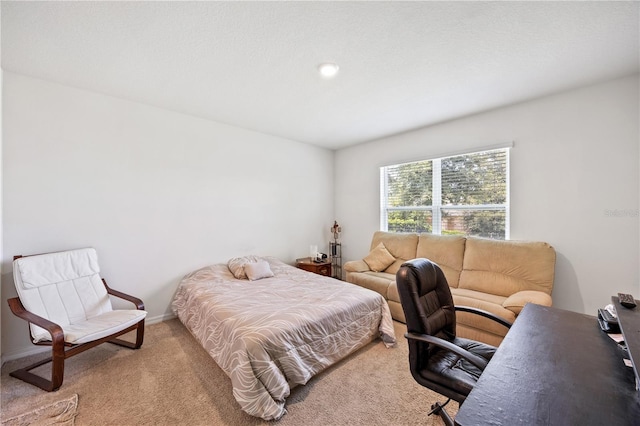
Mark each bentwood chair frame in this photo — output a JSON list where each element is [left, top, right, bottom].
[[8, 248, 146, 391]]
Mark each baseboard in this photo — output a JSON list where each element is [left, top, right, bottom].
[[147, 312, 177, 325], [1, 345, 50, 364], [1, 313, 177, 365]]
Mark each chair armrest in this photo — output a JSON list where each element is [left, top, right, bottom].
[[404, 331, 488, 370], [502, 290, 552, 315], [344, 259, 371, 273], [455, 305, 513, 329], [7, 297, 65, 346], [102, 279, 145, 310]]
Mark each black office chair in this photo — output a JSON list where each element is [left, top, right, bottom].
[[396, 258, 512, 426]]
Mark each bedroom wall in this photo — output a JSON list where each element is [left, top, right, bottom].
[[1, 72, 335, 360], [0, 69, 4, 360], [335, 74, 640, 317]]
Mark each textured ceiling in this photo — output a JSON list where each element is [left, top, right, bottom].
[[2, 2, 638, 149]]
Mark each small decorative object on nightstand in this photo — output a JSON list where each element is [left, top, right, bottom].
[[296, 257, 332, 277], [330, 220, 342, 280]]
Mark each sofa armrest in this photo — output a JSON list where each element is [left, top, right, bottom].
[[503, 290, 552, 315], [344, 259, 371, 273]]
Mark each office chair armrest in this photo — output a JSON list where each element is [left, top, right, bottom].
[[102, 279, 145, 310], [455, 305, 512, 329], [405, 331, 489, 370], [7, 297, 65, 347]]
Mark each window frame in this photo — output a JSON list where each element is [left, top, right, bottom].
[[380, 144, 511, 239]]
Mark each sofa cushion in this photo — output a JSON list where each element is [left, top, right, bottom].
[[346, 271, 395, 299], [459, 237, 556, 297], [385, 258, 409, 275], [387, 281, 400, 303], [451, 288, 508, 306], [370, 231, 419, 274], [363, 242, 396, 272], [416, 234, 466, 288], [451, 288, 515, 337]]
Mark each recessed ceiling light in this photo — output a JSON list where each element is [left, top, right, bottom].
[[318, 62, 339, 78]]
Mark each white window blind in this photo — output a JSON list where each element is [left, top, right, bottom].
[[380, 147, 510, 239]]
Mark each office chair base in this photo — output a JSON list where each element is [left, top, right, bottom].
[[429, 399, 454, 426]]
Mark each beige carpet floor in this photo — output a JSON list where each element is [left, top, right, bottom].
[[1, 393, 78, 426], [1, 319, 457, 425]]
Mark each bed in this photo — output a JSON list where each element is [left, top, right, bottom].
[[171, 256, 396, 420]]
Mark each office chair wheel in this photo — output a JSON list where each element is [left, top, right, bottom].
[[428, 399, 454, 426], [428, 398, 451, 416]]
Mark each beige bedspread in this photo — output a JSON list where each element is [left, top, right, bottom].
[[171, 257, 396, 420]]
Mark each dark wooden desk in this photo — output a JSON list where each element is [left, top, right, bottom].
[[613, 295, 640, 388], [455, 303, 640, 425]]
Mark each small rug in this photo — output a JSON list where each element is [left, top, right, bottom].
[[1, 394, 78, 426]]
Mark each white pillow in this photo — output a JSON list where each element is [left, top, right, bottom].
[[244, 260, 274, 281], [228, 255, 261, 279]]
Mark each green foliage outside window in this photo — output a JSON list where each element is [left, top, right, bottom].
[[387, 211, 433, 233], [441, 152, 507, 206], [382, 148, 508, 239]]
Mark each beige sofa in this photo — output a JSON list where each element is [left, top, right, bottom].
[[344, 231, 556, 346]]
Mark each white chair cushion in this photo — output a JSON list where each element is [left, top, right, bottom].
[[62, 309, 147, 344], [13, 248, 146, 343], [16, 248, 101, 289]]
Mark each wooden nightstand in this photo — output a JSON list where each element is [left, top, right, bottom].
[[296, 257, 332, 277]]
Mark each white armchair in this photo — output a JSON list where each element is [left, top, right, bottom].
[[7, 247, 147, 391]]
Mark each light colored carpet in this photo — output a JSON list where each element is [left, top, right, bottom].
[[1, 319, 457, 425], [1, 394, 78, 426]]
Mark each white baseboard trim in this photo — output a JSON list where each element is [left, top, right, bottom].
[[147, 312, 176, 325], [1, 345, 50, 364], [1, 313, 178, 365]]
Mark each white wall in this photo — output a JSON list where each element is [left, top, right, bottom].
[[1, 68, 3, 360], [3, 72, 638, 359], [335, 74, 640, 316], [1, 72, 335, 359]]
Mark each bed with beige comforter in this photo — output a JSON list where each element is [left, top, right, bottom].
[[171, 257, 396, 420]]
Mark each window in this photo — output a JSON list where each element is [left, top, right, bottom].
[[380, 147, 510, 239]]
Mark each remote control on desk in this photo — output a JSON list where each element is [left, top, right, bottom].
[[618, 293, 637, 309]]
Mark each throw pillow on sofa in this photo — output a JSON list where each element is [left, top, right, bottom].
[[363, 242, 396, 272]]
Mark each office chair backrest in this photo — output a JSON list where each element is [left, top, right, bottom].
[[397, 258, 503, 422], [396, 258, 456, 343], [13, 248, 113, 343]]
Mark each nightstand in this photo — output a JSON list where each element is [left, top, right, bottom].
[[296, 257, 332, 277]]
